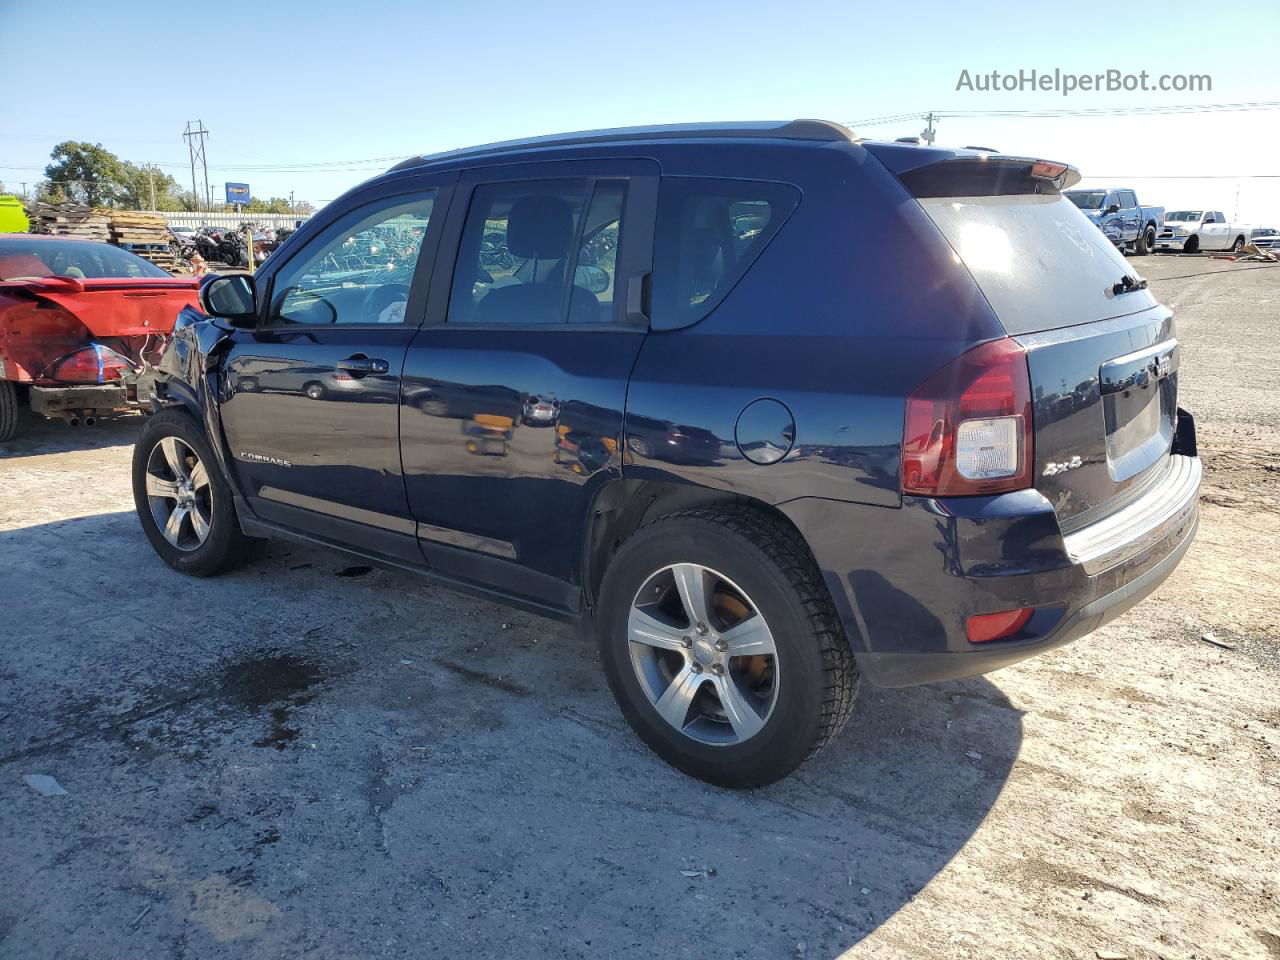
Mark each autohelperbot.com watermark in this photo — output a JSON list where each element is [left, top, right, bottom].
[[956, 68, 1211, 96]]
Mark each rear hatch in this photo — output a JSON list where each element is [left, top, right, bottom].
[[869, 145, 1178, 527]]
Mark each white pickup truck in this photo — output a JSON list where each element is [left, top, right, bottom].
[[1155, 210, 1252, 254]]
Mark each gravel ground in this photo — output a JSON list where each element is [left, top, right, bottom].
[[0, 255, 1277, 960]]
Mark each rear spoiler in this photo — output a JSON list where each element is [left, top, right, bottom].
[[863, 142, 1081, 197], [0, 275, 198, 293]]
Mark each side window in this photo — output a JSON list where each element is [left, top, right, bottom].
[[447, 178, 627, 326], [267, 192, 435, 326], [1119, 191, 1137, 208], [651, 177, 800, 329]]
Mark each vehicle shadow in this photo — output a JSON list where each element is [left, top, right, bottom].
[[0, 509, 1023, 959], [0, 408, 143, 461]]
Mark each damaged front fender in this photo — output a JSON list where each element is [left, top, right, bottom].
[[153, 305, 235, 414]]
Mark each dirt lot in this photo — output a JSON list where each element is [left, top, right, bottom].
[[1, 255, 1277, 960]]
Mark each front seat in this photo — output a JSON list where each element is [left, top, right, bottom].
[[474, 194, 599, 325]]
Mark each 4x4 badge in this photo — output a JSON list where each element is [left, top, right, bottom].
[[1043, 455, 1083, 476]]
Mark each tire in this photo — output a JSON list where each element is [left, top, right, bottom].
[[1135, 226, 1155, 256], [0, 380, 18, 443], [1232, 235, 1245, 253], [596, 505, 858, 788], [1184, 234, 1200, 255], [304, 382, 326, 401], [131, 409, 260, 577]]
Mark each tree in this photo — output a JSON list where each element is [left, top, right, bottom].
[[44, 141, 127, 207], [118, 162, 187, 211]]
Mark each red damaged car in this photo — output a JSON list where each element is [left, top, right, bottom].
[[0, 235, 198, 441]]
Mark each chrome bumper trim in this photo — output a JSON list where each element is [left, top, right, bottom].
[[1063, 454, 1201, 576]]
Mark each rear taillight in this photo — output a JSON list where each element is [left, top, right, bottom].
[[49, 344, 132, 384], [902, 337, 1033, 496]]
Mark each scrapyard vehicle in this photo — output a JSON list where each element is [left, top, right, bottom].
[[130, 120, 1201, 787], [0, 234, 197, 441]]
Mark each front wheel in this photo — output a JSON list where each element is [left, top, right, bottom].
[[596, 506, 858, 787], [1184, 234, 1200, 254], [131, 410, 260, 577]]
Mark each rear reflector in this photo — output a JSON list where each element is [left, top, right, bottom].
[[902, 337, 1034, 496], [967, 607, 1034, 644]]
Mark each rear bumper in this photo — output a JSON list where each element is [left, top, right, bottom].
[[28, 384, 132, 417], [781, 453, 1201, 688]]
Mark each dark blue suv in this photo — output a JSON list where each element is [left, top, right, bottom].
[[132, 120, 1200, 786]]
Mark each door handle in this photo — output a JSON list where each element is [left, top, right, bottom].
[[336, 355, 389, 375]]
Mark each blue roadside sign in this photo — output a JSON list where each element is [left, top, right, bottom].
[[225, 182, 251, 205]]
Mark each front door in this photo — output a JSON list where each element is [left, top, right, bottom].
[[220, 179, 451, 561], [400, 160, 657, 610]]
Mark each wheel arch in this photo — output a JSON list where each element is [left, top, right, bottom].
[[581, 479, 821, 613]]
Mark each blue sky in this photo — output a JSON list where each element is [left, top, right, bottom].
[[2, 0, 1278, 220]]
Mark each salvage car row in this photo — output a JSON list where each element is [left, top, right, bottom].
[[1063, 185, 1275, 255]]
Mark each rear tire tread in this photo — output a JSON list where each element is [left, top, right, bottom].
[[0, 380, 17, 443]]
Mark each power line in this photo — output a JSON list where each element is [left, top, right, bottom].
[[848, 100, 1280, 126]]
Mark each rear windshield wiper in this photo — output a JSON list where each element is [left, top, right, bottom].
[[1112, 274, 1149, 296]]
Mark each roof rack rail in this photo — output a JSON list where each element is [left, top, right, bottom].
[[387, 119, 854, 173]]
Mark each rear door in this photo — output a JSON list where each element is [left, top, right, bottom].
[[1117, 189, 1140, 242], [894, 161, 1180, 528], [1200, 211, 1230, 250], [219, 175, 453, 562], [400, 159, 657, 610]]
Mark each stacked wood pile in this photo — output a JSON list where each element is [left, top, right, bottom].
[[25, 202, 111, 241], [106, 211, 178, 271]]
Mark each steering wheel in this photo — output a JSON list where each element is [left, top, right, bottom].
[[362, 283, 411, 324]]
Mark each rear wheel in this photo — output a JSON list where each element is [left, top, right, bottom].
[[1135, 225, 1155, 256], [1232, 235, 1245, 253], [132, 409, 260, 576], [0, 380, 17, 443], [596, 505, 858, 787]]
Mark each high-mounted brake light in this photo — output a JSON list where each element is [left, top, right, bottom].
[[901, 337, 1033, 497], [49, 344, 132, 384], [1030, 161, 1068, 181]]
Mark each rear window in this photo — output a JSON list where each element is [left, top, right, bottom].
[[0, 238, 169, 280], [651, 178, 799, 328], [919, 194, 1157, 335]]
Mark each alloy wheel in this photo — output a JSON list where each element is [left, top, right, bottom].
[[145, 436, 213, 551], [627, 563, 779, 745]]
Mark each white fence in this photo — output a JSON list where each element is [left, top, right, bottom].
[[141, 212, 311, 230]]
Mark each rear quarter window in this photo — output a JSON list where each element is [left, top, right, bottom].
[[651, 178, 799, 329]]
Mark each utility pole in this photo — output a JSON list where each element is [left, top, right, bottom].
[[183, 120, 210, 213], [148, 166, 156, 211], [289, 190, 294, 215], [921, 112, 937, 146]]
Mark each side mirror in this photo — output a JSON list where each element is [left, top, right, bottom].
[[1105, 203, 1120, 214], [199, 273, 258, 324]]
